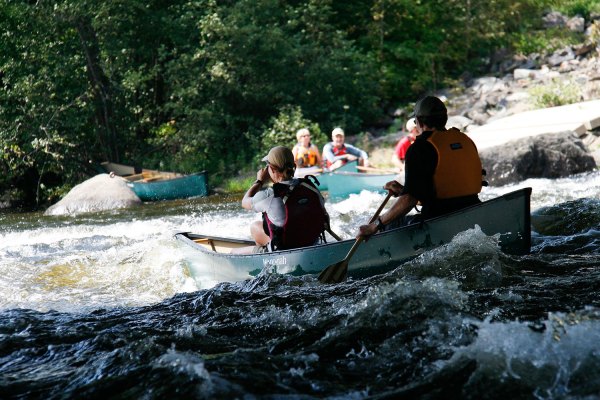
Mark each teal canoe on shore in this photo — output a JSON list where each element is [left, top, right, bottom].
[[101, 162, 208, 202], [175, 188, 531, 288]]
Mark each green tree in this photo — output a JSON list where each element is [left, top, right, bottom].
[[0, 1, 94, 205], [0, 0, 203, 205], [1, 0, 584, 209], [261, 105, 326, 158], [153, 0, 381, 178]]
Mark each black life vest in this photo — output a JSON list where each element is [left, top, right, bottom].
[[263, 176, 329, 251]]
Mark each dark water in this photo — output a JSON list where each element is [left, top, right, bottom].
[[1, 172, 599, 399]]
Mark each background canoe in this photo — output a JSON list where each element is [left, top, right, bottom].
[[175, 188, 531, 288], [100, 162, 153, 176], [128, 172, 208, 201], [101, 162, 208, 201], [294, 161, 358, 191], [327, 170, 397, 200]]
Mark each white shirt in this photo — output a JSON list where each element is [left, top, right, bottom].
[[251, 184, 289, 227]]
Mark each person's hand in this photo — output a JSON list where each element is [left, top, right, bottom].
[[363, 159, 370, 168], [357, 222, 378, 241], [346, 154, 358, 161], [384, 180, 403, 197], [257, 167, 270, 183]]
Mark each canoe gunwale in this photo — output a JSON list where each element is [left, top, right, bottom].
[[180, 232, 341, 258], [128, 171, 207, 185], [331, 171, 396, 177]]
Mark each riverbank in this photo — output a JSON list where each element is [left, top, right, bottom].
[[366, 12, 600, 170]]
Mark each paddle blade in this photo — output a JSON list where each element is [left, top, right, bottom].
[[318, 259, 348, 284]]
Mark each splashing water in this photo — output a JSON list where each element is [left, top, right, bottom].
[[0, 171, 599, 398]]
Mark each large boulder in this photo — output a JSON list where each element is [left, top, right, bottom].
[[479, 131, 597, 186], [45, 174, 141, 216]]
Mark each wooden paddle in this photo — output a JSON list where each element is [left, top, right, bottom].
[[318, 192, 393, 284], [326, 227, 342, 241]]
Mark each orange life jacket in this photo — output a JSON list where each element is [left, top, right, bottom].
[[294, 144, 320, 167], [427, 128, 483, 199]]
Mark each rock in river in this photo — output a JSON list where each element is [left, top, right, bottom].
[[45, 174, 141, 216]]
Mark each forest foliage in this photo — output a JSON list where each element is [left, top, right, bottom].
[[0, 0, 597, 208]]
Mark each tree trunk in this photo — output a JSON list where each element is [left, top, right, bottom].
[[75, 17, 120, 162]]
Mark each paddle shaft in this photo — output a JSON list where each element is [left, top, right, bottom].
[[326, 228, 342, 241], [342, 191, 392, 261], [296, 168, 323, 176], [340, 237, 365, 263], [318, 192, 392, 283], [369, 192, 393, 223]]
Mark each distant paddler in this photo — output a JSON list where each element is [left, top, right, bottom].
[[322, 127, 370, 171], [292, 128, 322, 168]]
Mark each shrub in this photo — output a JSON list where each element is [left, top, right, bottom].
[[260, 106, 327, 161], [529, 78, 582, 108], [550, 0, 600, 19]]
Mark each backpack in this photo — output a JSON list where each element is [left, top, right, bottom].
[[267, 176, 329, 251]]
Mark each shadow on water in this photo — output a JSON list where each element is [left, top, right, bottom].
[[2, 235, 600, 398]]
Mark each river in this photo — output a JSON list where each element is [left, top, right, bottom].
[[1, 171, 599, 399]]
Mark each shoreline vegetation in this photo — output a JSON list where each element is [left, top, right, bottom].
[[1, 1, 599, 211]]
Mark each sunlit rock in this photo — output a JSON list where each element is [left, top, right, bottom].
[[479, 132, 597, 186], [45, 174, 141, 216]]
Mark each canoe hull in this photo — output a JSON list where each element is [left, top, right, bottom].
[[129, 172, 208, 201], [101, 161, 208, 201], [295, 161, 358, 191], [327, 171, 397, 200], [175, 188, 531, 288]]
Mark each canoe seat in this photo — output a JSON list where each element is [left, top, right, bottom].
[[194, 237, 216, 252], [143, 175, 164, 182]]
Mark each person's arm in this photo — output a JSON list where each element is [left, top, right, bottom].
[[384, 180, 404, 196], [242, 167, 270, 210], [313, 144, 323, 167], [344, 143, 368, 161], [357, 193, 417, 240], [344, 143, 369, 166], [292, 144, 304, 167], [322, 143, 335, 163]]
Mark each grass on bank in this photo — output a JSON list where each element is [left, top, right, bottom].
[[219, 175, 256, 193]]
